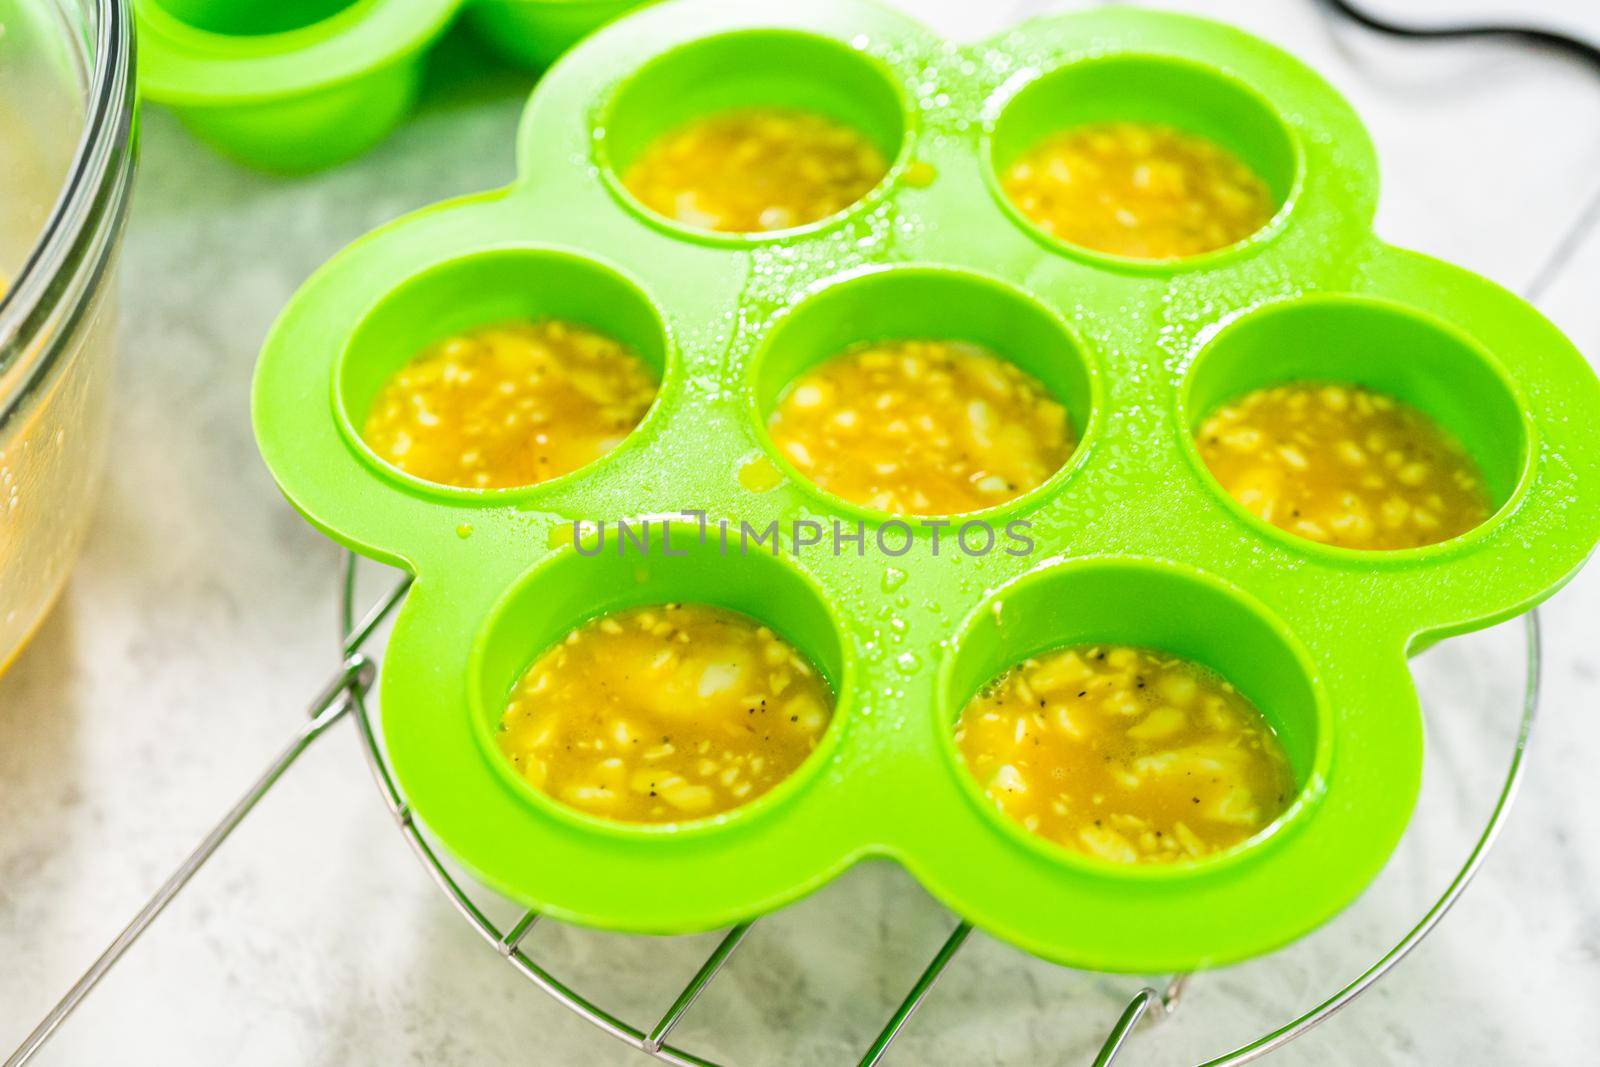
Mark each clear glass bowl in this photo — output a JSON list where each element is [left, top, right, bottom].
[[0, 0, 136, 672]]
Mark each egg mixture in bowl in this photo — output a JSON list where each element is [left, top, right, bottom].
[[0, 0, 135, 674]]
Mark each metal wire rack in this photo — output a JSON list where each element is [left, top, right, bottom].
[[6, 550, 1543, 1067]]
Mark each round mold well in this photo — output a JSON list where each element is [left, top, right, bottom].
[[594, 28, 914, 244], [936, 556, 1330, 879], [983, 52, 1302, 272], [468, 519, 857, 840], [745, 263, 1101, 521], [1178, 293, 1534, 560], [334, 245, 676, 501], [151, 0, 369, 36]]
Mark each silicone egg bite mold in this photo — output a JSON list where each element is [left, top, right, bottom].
[[252, 0, 1600, 972], [135, 0, 649, 172]]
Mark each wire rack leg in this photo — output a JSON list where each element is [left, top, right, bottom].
[[857, 921, 973, 1067], [1093, 976, 1187, 1067], [498, 910, 542, 957], [646, 924, 755, 1053], [4, 655, 376, 1067]]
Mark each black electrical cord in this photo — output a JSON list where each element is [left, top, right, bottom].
[[1315, 0, 1600, 304], [1315, 0, 1600, 72]]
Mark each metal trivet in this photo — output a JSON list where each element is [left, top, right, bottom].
[[7, 551, 1542, 1066]]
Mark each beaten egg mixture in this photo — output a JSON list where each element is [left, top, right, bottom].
[[622, 106, 889, 234], [497, 604, 833, 824], [956, 644, 1295, 865], [1002, 121, 1274, 260], [1197, 382, 1490, 550], [766, 339, 1074, 515], [362, 319, 657, 490]]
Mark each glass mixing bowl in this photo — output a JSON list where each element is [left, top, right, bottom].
[[0, 0, 135, 673]]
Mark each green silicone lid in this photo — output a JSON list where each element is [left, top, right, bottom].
[[251, 0, 1600, 972], [135, 0, 652, 172]]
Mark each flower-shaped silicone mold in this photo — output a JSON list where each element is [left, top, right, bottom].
[[252, 0, 1600, 972], [136, 0, 647, 172]]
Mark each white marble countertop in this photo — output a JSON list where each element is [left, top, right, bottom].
[[4, 1, 1600, 1063]]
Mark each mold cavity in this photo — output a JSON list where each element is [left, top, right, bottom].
[[987, 56, 1297, 263], [478, 524, 848, 826], [1184, 296, 1526, 552], [361, 320, 657, 491], [600, 30, 907, 237], [752, 266, 1093, 516], [622, 107, 889, 235], [942, 561, 1322, 867], [957, 643, 1294, 865], [339, 249, 669, 492], [499, 602, 833, 823], [157, 0, 361, 36]]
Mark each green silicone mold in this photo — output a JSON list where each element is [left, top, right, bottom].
[[135, 0, 651, 172], [251, 0, 1600, 972]]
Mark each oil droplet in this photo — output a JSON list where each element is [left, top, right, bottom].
[[546, 524, 574, 549], [738, 454, 784, 493], [903, 160, 937, 188], [456, 523, 474, 539], [895, 651, 922, 673], [882, 566, 907, 592]]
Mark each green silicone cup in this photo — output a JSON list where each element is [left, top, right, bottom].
[[251, 0, 1600, 972], [135, 0, 652, 172]]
